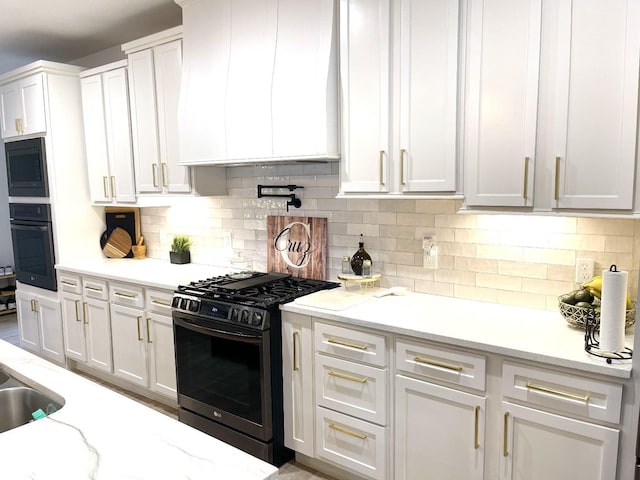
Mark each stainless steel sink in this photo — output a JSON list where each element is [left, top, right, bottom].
[[0, 369, 64, 434]]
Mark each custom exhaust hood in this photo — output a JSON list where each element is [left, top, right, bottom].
[[175, 0, 339, 166]]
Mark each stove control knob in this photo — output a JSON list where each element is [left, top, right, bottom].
[[180, 298, 189, 310], [171, 297, 181, 308], [252, 312, 263, 326], [188, 300, 200, 312], [241, 310, 250, 323], [230, 309, 239, 322]]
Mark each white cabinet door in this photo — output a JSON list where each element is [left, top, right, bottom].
[[0, 82, 20, 138], [501, 401, 619, 480], [37, 295, 64, 364], [110, 303, 148, 387], [154, 40, 190, 193], [395, 374, 485, 480], [340, 0, 392, 193], [398, 0, 458, 192], [102, 68, 136, 203], [80, 74, 112, 203], [464, 0, 541, 207], [85, 298, 113, 373], [128, 48, 161, 194], [61, 292, 87, 362], [0, 74, 46, 139], [16, 291, 40, 353], [147, 312, 177, 399], [282, 313, 314, 457], [553, 0, 640, 209]]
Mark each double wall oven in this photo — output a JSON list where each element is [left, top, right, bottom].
[[5, 137, 57, 291], [172, 272, 339, 466]]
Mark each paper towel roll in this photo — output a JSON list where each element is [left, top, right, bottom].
[[599, 266, 627, 352]]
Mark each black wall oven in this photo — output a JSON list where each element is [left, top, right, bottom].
[[9, 203, 56, 291], [172, 272, 339, 466], [5, 137, 49, 197]]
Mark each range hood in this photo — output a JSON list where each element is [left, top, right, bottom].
[[175, 0, 339, 166]]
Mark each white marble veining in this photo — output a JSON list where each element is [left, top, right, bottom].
[[282, 288, 634, 379], [0, 340, 278, 480], [55, 258, 238, 290]]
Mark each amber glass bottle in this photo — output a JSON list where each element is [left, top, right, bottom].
[[350, 234, 372, 275]]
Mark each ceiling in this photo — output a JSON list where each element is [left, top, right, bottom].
[[0, 0, 182, 75]]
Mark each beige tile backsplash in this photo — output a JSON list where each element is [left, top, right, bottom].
[[140, 164, 640, 311]]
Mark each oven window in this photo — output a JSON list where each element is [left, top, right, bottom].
[[175, 324, 264, 425], [8, 149, 44, 184], [13, 228, 50, 275]]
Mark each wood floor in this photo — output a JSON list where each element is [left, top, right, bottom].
[[0, 314, 335, 480]]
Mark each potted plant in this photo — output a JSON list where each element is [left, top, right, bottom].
[[170, 235, 192, 264]]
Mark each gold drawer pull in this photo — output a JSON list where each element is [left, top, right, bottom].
[[503, 412, 509, 457], [414, 356, 463, 372], [146, 318, 153, 344], [85, 286, 103, 292], [525, 381, 589, 403], [151, 299, 172, 307], [136, 316, 143, 341], [328, 423, 367, 440], [114, 291, 137, 299], [74, 300, 81, 322], [61, 280, 77, 287], [327, 338, 367, 350], [328, 370, 367, 384], [293, 331, 300, 371], [474, 406, 480, 449], [82, 302, 89, 324]]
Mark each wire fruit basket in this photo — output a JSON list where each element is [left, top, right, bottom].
[[558, 297, 636, 330]]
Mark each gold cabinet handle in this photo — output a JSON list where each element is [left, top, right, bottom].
[[327, 338, 368, 350], [328, 423, 367, 440], [114, 291, 137, 299], [503, 412, 510, 457], [110, 176, 116, 198], [103, 176, 109, 198], [400, 148, 407, 186], [523, 157, 530, 199], [15, 118, 24, 134], [146, 317, 152, 344], [328, 370, 367, 384], [30, 299, 35, 312], [61, 280, 77, 287], [85, 286, 103, 292], [526, 381, 589, 403], [474, 406, 480, 449], [161, 162, 168, 187], [554, 156, 561, 201], [293, 331, 299, 371], [74, 300, 81, 322], [379, 150, 385, 186], [152, 164, 158, 188], [136, 316, 143, 341], [413, 356, 463, 372], [82, 302, 89, 324], [151, 299, 172, 307]]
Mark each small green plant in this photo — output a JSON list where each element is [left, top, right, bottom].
[[171, 235, 192, 252]]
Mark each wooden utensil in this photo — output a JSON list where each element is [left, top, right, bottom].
[[102, 227, 133, 258]]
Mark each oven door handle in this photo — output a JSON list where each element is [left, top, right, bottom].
[[174, 316, 264, 343]]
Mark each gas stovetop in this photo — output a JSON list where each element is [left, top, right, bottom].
[[172, 272, 340, 329]]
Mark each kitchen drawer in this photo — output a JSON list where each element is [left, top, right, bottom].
[[109, 282, 144, 308], [58, 272, 81, 294], [396, 337, 486, 392], [83, 277, 109, 301], [502, 362, 622, 423], [315, 353, 387, 426], [145, 288, 173, 315], [314, 321, 387, 368], [315, 406, 387, 480]]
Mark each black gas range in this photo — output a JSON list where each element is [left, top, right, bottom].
[[172, 271, 339, 465]]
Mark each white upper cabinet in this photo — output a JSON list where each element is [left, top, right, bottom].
[[124, 28, 191, 194], [340, 0, 459, 194], [0, 73, 47, 139], [463, 0, 541, 207], [176, 0, 339, 165], [552, 0, 640, 210], [80, 62, 136, 204]]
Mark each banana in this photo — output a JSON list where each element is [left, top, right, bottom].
[[583, 275, 632, 309]]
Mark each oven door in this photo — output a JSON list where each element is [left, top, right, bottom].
[[5, 137, 48, 197], [173, 312, 272, 441], [10, 221, 56, 291]]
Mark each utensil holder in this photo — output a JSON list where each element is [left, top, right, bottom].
[[132, 245, 146, 259]]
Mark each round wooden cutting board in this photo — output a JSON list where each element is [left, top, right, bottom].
[[101, 227, 133, 258]]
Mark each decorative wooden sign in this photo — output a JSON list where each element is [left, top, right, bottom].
[[266, 216, 328, 280]]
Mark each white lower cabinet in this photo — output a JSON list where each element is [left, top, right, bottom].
[[16, 288, 64, 364], [84, 297, 113, 372], [110, 303, 147, 386], [146, 311, 176, 398]]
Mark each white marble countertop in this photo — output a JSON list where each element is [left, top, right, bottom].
[[282, 287, 634, 379], [55, 258, 237, 291], [0, 340, 278, 480]]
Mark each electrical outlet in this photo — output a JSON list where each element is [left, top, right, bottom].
[[575, 258, 595, 284], [424, 246, 438, 270]]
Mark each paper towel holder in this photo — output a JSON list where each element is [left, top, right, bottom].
[[584, 313, 632, 363]]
